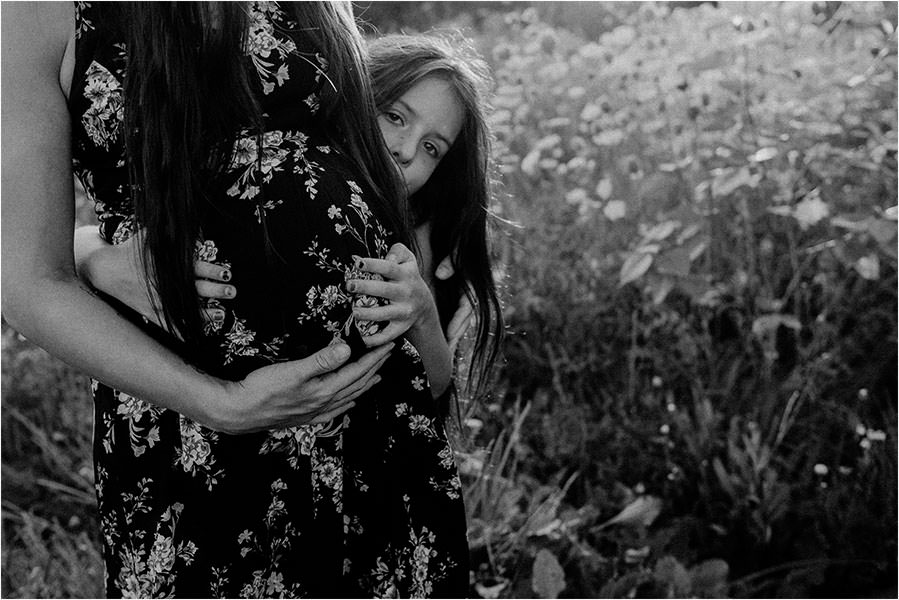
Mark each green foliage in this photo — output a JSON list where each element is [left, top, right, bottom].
[[2, 323, 102, 598], [460, 1, 897, 598]]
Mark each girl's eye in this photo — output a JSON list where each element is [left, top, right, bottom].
[[384, 111, 403, 125], [423, 141, 440, 158]]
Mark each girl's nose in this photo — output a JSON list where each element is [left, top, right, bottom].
[[392, 138, 415, 165]]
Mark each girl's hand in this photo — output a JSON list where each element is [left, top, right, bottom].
[[445, 294, 475, 355], [347, 243, 438, 347], [432, 254, 476, 354], [79, 228, 237, 330]]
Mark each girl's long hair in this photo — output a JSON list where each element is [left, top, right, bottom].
[[368, 33, 505, 406], [123, 1, 409, 344]]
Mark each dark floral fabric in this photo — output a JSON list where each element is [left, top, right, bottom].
[[69, 2, 469, 597]]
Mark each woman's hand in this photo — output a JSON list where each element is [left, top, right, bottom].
[[347, 243, 438, 347], [76, 227, 237, 330], [210, 342, 394, 434]]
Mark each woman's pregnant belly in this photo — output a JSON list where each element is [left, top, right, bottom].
[[192, 129, 396, 380]]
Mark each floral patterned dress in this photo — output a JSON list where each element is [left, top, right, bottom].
[[69, 3, 469, 597]]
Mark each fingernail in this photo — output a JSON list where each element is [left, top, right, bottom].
[[346, 281, 356, 293], [225, 286, 236, 298], [221, 269, 231, 282], [373, 376, 381, 385], [352, 255, 364, 270], [214, 310, 225, 323], [334, 344, 350, 360]]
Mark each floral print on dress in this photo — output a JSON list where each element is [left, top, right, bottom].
[[111, 483, 198, 598], [74, 2, 470, 597], [81, 60, 123, 150], [114, 391, 163, 457], [226, 130, 326, 220], [225, 479, 304, 598], [259, 423, 324, 468], [176, 416, 225, 490], [74, 2, 94, 38], [365, 496, 459, 598], [244, 2, 298, 95]]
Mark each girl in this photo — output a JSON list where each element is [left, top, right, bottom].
[[77, 33, 505, 416], [5, 3, 470, 597]]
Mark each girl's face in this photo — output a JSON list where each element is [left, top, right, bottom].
[[378, 76, 464, 196]]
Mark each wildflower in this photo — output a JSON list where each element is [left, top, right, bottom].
[[624, 546, 651, 564], [667, 402, 677, 413], [813, 463, 828, 476], [858, 388, 870, 400], [860, 438, 872, 450], [464, 418, 484, 433], [866, 429, 887, 442], [603, 199, 626, 221], [520, 150, 540, 177], [652, 376, 663, 388], [634, 482, 646, 495], [565, 188, 589, 204], [659, 424, 670, 435], [580, 103, 602, 122], [855, 423, 867, 437]]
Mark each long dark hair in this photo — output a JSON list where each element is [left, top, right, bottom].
[[124, 1, 409, 343], [368, 33, 504, 404]]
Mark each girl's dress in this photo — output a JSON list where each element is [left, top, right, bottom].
[[69, 3, 469, 597]]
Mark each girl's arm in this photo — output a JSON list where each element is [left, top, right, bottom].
[[418, 222, 475, 355], [348, 243, 453, 398], [3, 2, 387, 433]]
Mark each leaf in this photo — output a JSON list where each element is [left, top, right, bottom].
[[677, 223, 702, 244], [867, 219, 897, 245], [475, 581, 508, 599], [651, 277, 675, 305], [793, 194, 830, 230], [596, 495, 663, 529], [712, 457, 738, 499], [690, 559, 729, 597], [655, 247, 692, 277], [619, 252, 654, 286], [603, 200, 627, 221], [711, 167, 760, 197], [830, 214, 871, 231], [750, 147, 779, 162], [592, 129, 625, 147], [654, 556, 692, 597], [532, 549, 566, 599], [643, 220, 680, 242], [751, 314, 801, 337], [767, 206, 793, 218], [596, 178, 613, 201], [687, 239, 708, 261], [855, 254, 880, 280]]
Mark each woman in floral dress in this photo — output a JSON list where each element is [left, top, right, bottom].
[[3, 2, 469, 597]]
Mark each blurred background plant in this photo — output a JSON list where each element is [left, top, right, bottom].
[[3, 2, 896, 598]]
